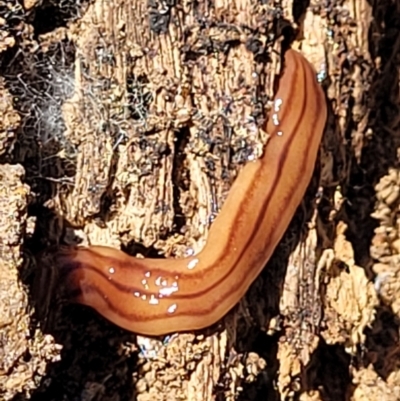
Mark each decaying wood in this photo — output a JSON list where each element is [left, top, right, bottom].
[[1, 0, 400, 400]]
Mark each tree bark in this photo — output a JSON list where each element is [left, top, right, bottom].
[[1, 0, 400, 400]]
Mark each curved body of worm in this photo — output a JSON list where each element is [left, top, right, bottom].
[[47, 49, 327, 336]]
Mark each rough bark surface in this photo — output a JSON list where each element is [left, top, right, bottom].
[[0, 0, 400, 400]]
